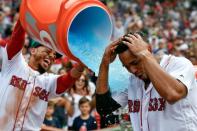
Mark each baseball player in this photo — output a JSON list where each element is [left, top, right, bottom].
[[0, 20, 84, 130], [96, 33, 197, 131]]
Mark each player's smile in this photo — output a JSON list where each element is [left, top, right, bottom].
[[37, 47, 56, 71]]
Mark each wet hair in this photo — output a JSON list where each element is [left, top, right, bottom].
[[114, 31, 147, 54], [79, 97, 90, 107], [114, 43, 129, 54]]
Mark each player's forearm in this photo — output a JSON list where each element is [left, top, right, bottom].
[[0, 39, 6, 47], [70, 64, 84, 78], [141, 52, 186, 103], [96, 61, 110, 94], [7, 20, 25, 60]]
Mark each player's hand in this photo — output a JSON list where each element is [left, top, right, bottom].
[[71, 63, 85, 78], [102, 37, 123, 66], [122, 33, 150, 59], [73, 63, 84, 72]]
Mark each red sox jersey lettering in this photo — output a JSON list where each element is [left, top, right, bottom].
[[10, 75, 50, 102], [33, 86, 50, 101], [10, 75, 29, 91], [128, 98, 165, 113]]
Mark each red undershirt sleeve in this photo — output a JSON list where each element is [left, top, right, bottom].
[[7, 20, 25, 60], [0, 39, 7, 47]]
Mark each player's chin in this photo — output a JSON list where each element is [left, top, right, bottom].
[[42, 65, 50, 71], [42, 61, 52, 69], [38, 63, 50, 74], [138, 74, 146, 80]]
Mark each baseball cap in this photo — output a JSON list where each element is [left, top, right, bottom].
[[30, 40, 62, 59]]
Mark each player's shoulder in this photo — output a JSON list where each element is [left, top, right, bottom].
[[41, 72, 59, 77], [35, 72, 59, 82], [173, 56, 191, 64], [173, 55, 192, 64], [162, 55, 193, 69]]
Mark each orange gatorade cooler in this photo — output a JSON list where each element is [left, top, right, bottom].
[[19, 0, 112, 63], [19, 0, 130, 93]]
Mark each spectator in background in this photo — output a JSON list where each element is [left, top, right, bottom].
[[22, 35, 31, 62], [112, 18, 125, 41], [0, 11, 5, 36], [52, 96, 68, 129], [123, 9, 132, 31], [1, 6, 12, 37], [191, 28, 197, 62], [65, 74, 93, 130], [154, 38, 168, 55], [83, 69, 96, 95], [72, 97, 97, 131], [43, 101, 61, 129], [50, 67, 69, 129]]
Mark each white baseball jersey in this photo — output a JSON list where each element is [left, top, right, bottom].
[[0, 47, 62, 130], [113, 55, 197, 131], [0, 46, 2, 74], [194, 66, 197, 80]]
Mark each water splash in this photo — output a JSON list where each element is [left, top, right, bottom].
[[68, 7, 130, 92]]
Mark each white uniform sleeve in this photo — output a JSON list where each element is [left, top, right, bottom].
[[112, 84, 128, 108], [44, 73, 61, 99], [1, 46, 24, 73], [0, 47, 2, 71], [167, 56, 196, 92]]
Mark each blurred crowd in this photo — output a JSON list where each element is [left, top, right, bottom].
[[105, 0, 197, 65], [0, 0, 197, 130]]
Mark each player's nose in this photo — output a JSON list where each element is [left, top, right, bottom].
[[129, 66, 138, 75]]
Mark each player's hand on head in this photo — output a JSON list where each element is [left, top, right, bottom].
[[122, 33, 150, 58], [102, 37, 123, 65]]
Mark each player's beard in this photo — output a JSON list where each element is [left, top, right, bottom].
[[38, 64, 47, 74]]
